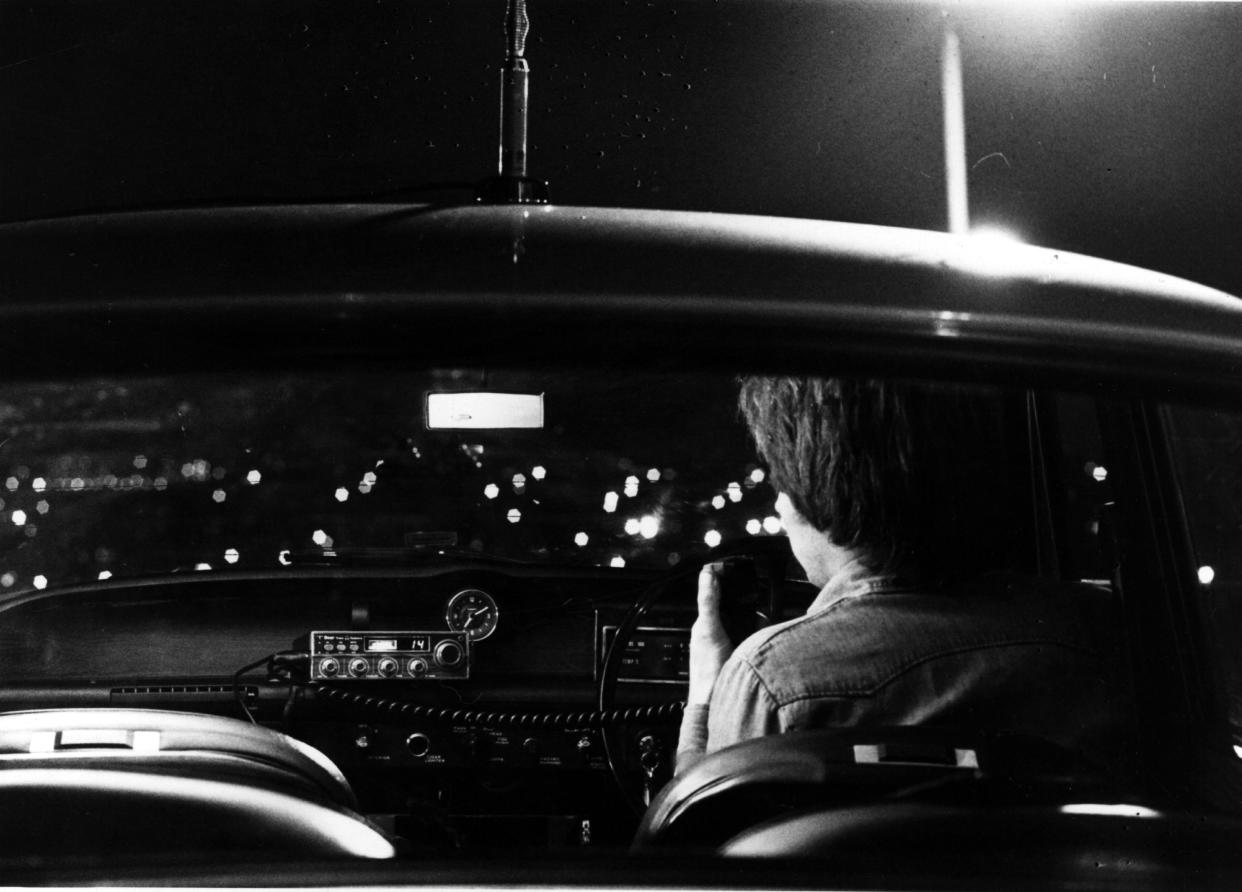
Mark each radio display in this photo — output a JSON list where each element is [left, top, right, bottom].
[[366, 638, 398, 652], [600, 625, 689, 683]]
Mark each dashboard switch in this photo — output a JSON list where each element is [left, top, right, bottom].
[[406, 732, 432, 758]]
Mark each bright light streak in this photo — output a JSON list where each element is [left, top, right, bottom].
[[98, 571, 112, 581], [603, 492, 619, 513], [11, 510, 26, 527], [32, 478, 46, 493], [335, 487, 350, 502], [727, 482, 743, 503], [312, 529, 329, 546], [609, 556, 626, 568], [484, 483, 500, 500], [574, 532, 589, 547], [1199, 566, 1216, 585], [32, 575, 47, 590], [246, 469, 262, 485], [1058, 804, 1159, 819], [624, 517, 641, 535], [763, 516, 782, 534], [745, 519, 762, 535], [224, 548, 240, 564], [532, 465, 547, 480], [646, 468, 661, 482], [507, 508, 522, 524], [704, 530, 722, 548]]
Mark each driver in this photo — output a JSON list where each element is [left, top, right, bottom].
[[676, 377, 1129, 774]]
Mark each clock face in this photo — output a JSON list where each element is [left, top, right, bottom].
[[444, 589, 499, 642]]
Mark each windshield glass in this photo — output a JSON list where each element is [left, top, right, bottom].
[[0, 370, 770, 590]]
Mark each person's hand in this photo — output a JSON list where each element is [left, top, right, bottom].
[[687, 562, 735, 706]]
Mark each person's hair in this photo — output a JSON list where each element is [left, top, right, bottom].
[[738, 376, 1006, 580]]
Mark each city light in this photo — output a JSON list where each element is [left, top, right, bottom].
[[4, 477, 16, 492], [1093, 465, 1109, 482], [763, 516, 782, 534], [704, 530, 722, 548], [246, 469, 262, 485], [610, 556, 626, 568], [624, 518, 641, 535], [32, 575, 47, 590], [745, 519, 762, 535], [11, 510, 26, 527], [224, 548, 240, 564], [532, 465, 547, 480], [194, 563, 212, 572], [727, 482, 743, 503], [711, 495, 726, 510], [484, 483, 500, 499], [574, 531, 589, 547], [647, 468, 661, 482], [133, 455, 148, 469], [507, 508, 522, 523], [639, 515, 660, 539], [278, 550, 292, 566], [312, 529, 330, 546], [1199, 566, 1216, 585], [98, 571, 112, 581], [335, 487, 350, 502], [32, 478, 46, 493], [0, 573, 12, 588], [603, 492, 619, 513], [212, 489, 226, 503], [624, 475, 639, 498], [35, 501, 49, 515], [749, 468, 766, 484]]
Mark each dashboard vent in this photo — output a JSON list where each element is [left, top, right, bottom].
[[112, 684, 256, 697]]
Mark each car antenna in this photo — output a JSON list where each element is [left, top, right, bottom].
[[476, 0, 550, 204]]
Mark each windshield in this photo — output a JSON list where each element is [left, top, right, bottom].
[[0, 371, 768, 591]]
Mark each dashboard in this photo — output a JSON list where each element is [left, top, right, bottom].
[[0, 566, 757, 849]]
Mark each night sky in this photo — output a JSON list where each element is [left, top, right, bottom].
[[3, 0, 1241, 293]]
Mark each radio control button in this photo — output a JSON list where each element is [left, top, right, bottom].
[[319, 658, 340, 678], [407, 658, 428, 677], [434, 640, 464, 668], [348, 657, 370, 677], [377, 656, 399, 677]]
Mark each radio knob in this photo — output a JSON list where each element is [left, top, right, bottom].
[[376, 656, 399, 677], [347, 657, 370, 678], [407, 657, 428, 677], [434, 640, 464, 668], [319, 657, 340, 678]]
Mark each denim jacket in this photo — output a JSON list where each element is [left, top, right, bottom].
[[676, 562, 1127, 774]]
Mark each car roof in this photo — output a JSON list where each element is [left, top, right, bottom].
[[3, 203, 1240, 392]]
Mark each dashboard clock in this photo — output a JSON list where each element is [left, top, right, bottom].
[[445, 588, 499, 642]]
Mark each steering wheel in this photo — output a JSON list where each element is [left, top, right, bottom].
[[596, 537, 791, 815], [0, 708, 395, 860]]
